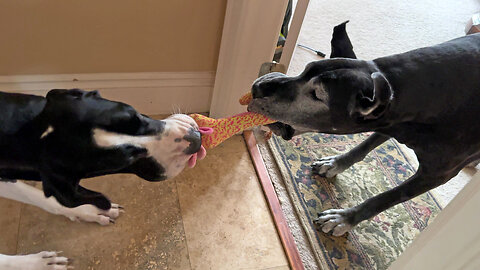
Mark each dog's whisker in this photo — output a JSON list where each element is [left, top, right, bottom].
[[172, 104, 183, 115]]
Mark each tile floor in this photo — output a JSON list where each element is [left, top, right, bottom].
[[0, 135, 289, 270]]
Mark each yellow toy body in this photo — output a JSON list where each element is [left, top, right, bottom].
[[190, 112, 275, 149], [189, 92, 276, 149]]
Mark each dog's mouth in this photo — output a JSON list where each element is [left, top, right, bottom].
[[266, 122, 296, 140], [187, 144, 206, 168], [247, 97, 296, 141], [186, 127, 212, 168]]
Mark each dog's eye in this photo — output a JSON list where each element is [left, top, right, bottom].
[[86, 90, 100, 98], [310, 90, 323, 102], [68, 90, 84, 100]]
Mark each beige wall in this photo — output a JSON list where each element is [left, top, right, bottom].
[[0, 0, 226, 75]]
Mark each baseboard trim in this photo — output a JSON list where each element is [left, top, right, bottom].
[[0, 71, 215, 115]]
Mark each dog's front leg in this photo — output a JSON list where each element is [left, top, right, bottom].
[[0, 181, 121, 225], [312, 132, 389, 178], [315, 168, 448, 236], [41, 174, 112, 210], [0, 251, 71, 270]]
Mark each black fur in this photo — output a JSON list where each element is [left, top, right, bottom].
[[0, 89, 168, 209], [330, 20, 356, 59], [249, 23, 480, 232]]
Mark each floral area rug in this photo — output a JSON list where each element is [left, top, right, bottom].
[[268, 132, 442, 269]]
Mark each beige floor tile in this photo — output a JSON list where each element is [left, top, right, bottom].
[[177, 136, 288, 270], [0, 197, 22, 254], [206, 134, 247, 155], [8, 134, 288, 269], [16, 175, 190, 270]]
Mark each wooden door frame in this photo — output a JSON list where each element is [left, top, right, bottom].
[[210, 0, 310, 118], [210, 1, 310, 269], [209, 0, 288, 118]]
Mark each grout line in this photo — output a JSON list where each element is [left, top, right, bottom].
[[252, 264, 291, 270], [15, 197, 24, 254], [173, 178, 194, 270]]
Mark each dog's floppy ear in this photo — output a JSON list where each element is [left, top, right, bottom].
[[350, 72, 392, 120]]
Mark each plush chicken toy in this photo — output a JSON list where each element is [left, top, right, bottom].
[[189, 92, 276, 150]]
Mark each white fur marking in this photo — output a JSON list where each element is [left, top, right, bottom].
[[0, 180, 123, 270], [0, 181, 120, 225], [40, 126, 54, 139], [92, 119, 194, 179], [0, 251, 70, 270], [315, 208, 354, 236], [93, 128, 147, 148]]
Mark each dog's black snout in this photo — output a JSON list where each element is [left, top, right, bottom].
[[251, 72, 288, 99], [252, 81, 275, 99], [251, 82, 263, 99], [183, 129, 202, 155]]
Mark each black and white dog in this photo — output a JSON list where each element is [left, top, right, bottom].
[[248, 23, 480, 236], [0, 88, 203, 269]]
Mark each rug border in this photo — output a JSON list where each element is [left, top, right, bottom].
[[269, 135, 334, 268]]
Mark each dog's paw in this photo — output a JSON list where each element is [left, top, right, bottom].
[[0, 251, 72, 270], [314, 208, 355, 236], [466, 160, 480, 168], [312, 156, 348, 178], [62, 203, 123, 226]]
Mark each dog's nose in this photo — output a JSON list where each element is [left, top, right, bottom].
[[183, 129, 202, 155], [251, 83, 264, 99], [251, 72, 288, 99]]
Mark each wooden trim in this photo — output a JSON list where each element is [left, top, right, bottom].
[[209, 0, 289, 118], [0, 71, 215, 115], [388, 171, 480, 270], [244, 130, 305, 270], [0, 72, 214, 91], [279, 0, 310, 69]]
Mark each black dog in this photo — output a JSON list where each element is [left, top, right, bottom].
[[0, 89, 203, 210], [248, 23, 480, 236]]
